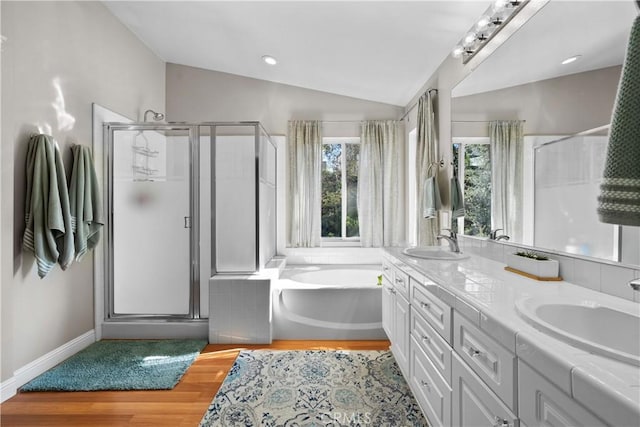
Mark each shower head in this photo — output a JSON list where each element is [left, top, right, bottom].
[[144, 109, 165, 122]]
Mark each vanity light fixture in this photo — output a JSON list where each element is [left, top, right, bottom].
[[561, 55, 582, 65], [452, 0, 529, 64], [262, 55, 278, 65]]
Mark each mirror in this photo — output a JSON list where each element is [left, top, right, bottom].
[[451, 0, 640, 266]]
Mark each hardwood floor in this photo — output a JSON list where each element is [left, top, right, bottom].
[[0, 340, 390, 427]]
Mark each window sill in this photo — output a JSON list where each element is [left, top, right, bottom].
[[321, 238, 361, 248]]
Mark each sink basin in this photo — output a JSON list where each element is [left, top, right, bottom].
[[402, 247, 469, 261], [516, 297, 640, 366]]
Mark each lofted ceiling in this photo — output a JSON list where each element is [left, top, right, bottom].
[[103, 1, 489, 106]]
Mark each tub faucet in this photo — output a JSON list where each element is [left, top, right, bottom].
[[437, 229, 460, 253], [630, 279, 640, 291], [495, 234, 510, 241], [489, 228, 502, 240]]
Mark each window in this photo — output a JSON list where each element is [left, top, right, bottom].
[[452, 138, 492, 237], [321, 138, 360, 241]]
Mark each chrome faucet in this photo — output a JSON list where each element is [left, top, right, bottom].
[[437, 229, 460, 253], [629, 279, 640, 291], [489, 228, 510, 241]]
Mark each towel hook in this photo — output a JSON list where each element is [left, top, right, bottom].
[[427, 159, 445, 176]]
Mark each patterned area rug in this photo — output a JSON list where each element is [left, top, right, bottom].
[[199, 350, 427, 427]]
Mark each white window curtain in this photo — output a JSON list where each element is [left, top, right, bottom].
[[490, 120, 524, 242], [287, 120, 322, 247], [416, 91, 440, 246], [358, 120, 404, 247]]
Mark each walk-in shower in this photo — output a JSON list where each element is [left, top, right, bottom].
[[100, 120, 276, 338]]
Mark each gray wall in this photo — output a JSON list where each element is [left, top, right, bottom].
[[166, 63, 403, 137], [1, 1, 165, 382], [451, 66, 621, 137]]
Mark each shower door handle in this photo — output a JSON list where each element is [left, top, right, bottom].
[[184, 216, 191, 228]]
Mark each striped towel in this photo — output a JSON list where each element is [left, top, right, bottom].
[[69, 145, 103, 261], [598, 15, 640, 225], [423, 176, 441, 219], [23, 135, 74, 278]]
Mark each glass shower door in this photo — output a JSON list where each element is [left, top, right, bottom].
[[108, 126, 197, 317]]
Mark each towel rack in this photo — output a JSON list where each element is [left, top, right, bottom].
[[427, 159, 445, 176]]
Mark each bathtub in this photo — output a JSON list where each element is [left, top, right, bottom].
[[272, 264, 387, 340]]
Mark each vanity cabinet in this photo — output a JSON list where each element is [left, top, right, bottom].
[[518, 361, 607, 427], [385, 250, 620, 427]]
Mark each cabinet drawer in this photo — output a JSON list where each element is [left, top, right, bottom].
[[382, 258, 394, 282], [452, 353, 517, 427], [411, 279, 452, 344], [393, 265, 410, 298], [411, 309, 452, 385], [519, 361, 607, 427], [453, 313, 516, 411], [410, 335, 452, 427]]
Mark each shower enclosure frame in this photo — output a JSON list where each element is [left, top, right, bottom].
[[102, 121, 276, 325], [103, 123, 201, 321]]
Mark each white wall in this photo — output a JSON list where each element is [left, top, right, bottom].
[[1, 1, 165, 383], [166, 63, 404, 137], [451, 66, 621, 137]]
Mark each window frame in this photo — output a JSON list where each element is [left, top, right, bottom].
[[321, 137, 361, 246], [452, 137, 490, 236]]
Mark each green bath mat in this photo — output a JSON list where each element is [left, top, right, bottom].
[[21, 339, 207, 392]]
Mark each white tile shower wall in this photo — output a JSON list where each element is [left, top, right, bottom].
[[458, 236, 640, 302], [281, 248, 383, 265]]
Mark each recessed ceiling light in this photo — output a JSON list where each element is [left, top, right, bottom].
[[262, 55, 277, 65], [561, 55, 582, 65]]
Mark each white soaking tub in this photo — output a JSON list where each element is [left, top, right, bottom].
[[272, 264, 386, 340]]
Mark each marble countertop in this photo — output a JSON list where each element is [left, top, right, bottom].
[[384, 247, 640, 426]]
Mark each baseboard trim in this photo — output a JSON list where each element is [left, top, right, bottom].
[[1, 329, 96, 403], [0, 378, 17, 403]]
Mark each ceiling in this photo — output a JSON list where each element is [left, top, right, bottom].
[[453, 0, 637, 97], [103, 1, 489, 106]]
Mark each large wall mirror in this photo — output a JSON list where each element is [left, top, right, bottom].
[[451, 0, 640, 266]]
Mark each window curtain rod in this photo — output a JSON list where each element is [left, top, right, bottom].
[[399, 89, 438, 122]]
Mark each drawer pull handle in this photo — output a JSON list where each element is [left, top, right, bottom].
[[390, 289, 397, 294], [421, 335, 430, 343], [493, 416, 510, 427], [468, 347, 483, 357], [420, 380, 431, 392], [383, 266, 389, 271], [420, 302, 431, 309], [395, 278, 404, 284]]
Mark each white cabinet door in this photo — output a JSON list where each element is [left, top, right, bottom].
[[452, 353, 517, 427], [410, 336, 452, 427], [453, 313, 516, 411], [382, 279, 394, 339], [393, 291, 410, 375], [519, 361, 608, 427]]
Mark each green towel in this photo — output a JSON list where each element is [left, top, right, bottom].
[[23, 135, 74, 278], [451, 170, 465, 220], [423, 176, 441, 219], [69, 145, 103, 261], [598, 15, 640, 226]]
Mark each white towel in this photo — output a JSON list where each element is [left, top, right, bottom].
[[423, 176, 441, 219]]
